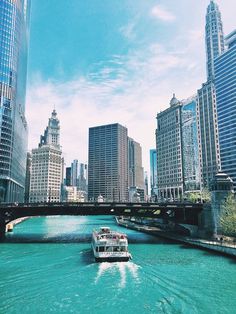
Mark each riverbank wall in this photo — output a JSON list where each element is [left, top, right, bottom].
[[116, 218, 236, 258]]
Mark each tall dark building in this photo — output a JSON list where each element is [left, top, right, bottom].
[[0, 0, 31, 202], [88, 123, 128, 201], [65, 167, 72, 186]]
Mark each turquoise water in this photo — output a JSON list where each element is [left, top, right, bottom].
[[0, 216, 235, 314]]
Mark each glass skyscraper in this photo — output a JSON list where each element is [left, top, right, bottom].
[[0, 0, 31, 202], [182, 97, 200, 192], [215, 30, 236, 190]]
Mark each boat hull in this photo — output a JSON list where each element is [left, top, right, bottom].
[[95, 256, 130, 263]]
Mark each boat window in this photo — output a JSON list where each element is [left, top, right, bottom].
[[106, 246, 113, 252], [96, 247, 98, 252], [120, 247, 127, 252], [99, 246, 105, 252], [113, 247, 119, 252]]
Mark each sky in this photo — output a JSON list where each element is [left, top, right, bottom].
[[26, 0, 236, 173]]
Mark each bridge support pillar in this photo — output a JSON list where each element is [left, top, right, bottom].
[[199, 172, 234, 238], [0, 217, 5, 241]]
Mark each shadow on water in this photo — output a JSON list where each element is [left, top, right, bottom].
[[3, 233, 176, 245]]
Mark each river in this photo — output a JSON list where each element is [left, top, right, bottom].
[[0, 216, 235, 314]]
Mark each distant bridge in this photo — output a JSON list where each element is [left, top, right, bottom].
[[0, 201, 203, 239]]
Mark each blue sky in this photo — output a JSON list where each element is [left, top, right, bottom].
[[26, 0, 236, 171]]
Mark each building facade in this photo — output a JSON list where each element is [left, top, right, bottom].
[[156, 95, 201, 199], [24, 152, 31, 202], [65, 167, 72, 186], [0, 0, 31, 202], [63, 186, 86, 202], [88, 123, 128, 202], [156, 95, 184, 199], [182, 97, 201, 193], [215, 30, 236, 190], [77, 163, 88, 192], [128, 137, 144, 190], [71, 159, 78, 186], [29, 110, 62, 202], [150, 149, 157, 199]]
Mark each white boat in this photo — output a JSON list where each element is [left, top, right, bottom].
[[91, 227, 132, 262]]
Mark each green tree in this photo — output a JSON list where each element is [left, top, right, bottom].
[[186, 188, 211, 203], [220, 194, 236, 237]]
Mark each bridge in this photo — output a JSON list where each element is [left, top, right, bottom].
[[0, 201, 203, 239]]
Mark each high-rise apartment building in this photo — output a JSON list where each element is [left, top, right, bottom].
[[205, 0, 225, 80], [29, 110, 62, 202], [0, 0, 31, 202], [88, 123, 128, 202], [215, 30, 236, 190], [150, 149, 157, 198]]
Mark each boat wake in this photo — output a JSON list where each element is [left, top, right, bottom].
[[95, 262, 140, 288]]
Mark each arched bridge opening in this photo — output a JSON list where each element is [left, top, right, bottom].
[[0, 202, 203, 240]]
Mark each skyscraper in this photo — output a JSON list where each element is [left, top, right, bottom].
[[156, 95, 184, 199], [88, 123, 128, 202], [182, 97, 201, 193], [150, 149, 157, 199], [215, 30, 236, 190], [128, 137, 144, 190], [156, 95, 201, 199], [197, 82, 220, 188], [71, 159, 78, 186], [196, 0, 224, 189], [77, 163, 88, 192], [205, 0, 225, 80], [29, 110, 62, 203], [65, 167, 72, 186], [0, 0, 31, 202]]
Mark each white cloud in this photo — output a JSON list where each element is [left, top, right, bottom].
[[26, 41, 202, 172], [150, 5, 176, 22], [120, 21, 137, 39]]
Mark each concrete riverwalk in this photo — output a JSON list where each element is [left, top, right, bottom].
[[116, 217, 236, 258], [5, 217, 29, 232]]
